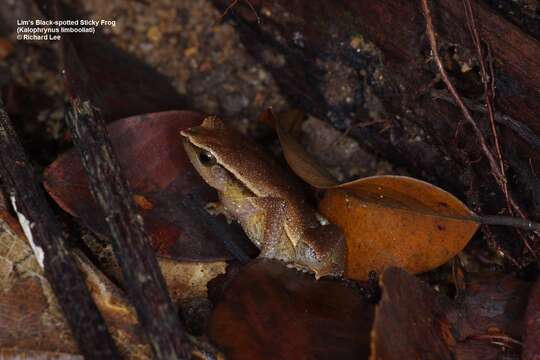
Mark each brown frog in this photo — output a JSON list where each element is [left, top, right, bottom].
[[181, 117, 345, 279]]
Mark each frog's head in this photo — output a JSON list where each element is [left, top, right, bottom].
[[295, 224, 346, 279], [181, 117, 238, 192]]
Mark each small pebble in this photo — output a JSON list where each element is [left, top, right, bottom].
[[146, 26, 162, 43]]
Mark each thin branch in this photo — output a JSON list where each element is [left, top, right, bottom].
[[0, 100, 119, 359], [420, 0, 536, 256], [431, 90, 540, 151], [463, 0, 510, 210]]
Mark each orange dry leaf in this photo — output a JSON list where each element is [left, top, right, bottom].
[[320, 176, 479, 280]]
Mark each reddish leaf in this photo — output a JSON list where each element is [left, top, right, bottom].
[[451, 273, 529, 359], [372, 267, 456, 360], [44, 110, 255, 261], [209, 259, 373, 359], [459, 273, 531, 340], [372, 268, 527, 360]]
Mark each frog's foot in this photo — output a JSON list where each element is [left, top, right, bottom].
[[286, 262, 312, 274], [295, 224, 346, 280], [204, 202, 233, 223]]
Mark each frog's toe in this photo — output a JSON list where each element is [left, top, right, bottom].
[[204, 202, 233, 222]]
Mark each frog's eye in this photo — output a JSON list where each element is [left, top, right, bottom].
[[198, 150, 216, 166]]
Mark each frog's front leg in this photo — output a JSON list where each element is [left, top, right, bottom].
[[245, 197, 295, 261], [204, 201, 234, 223]]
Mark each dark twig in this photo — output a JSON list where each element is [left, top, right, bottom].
[[472, 215, 540, 233], [420, 0, 536, 256], [59, 27, 192, 356], [65, 99, 191, 360], [0, 100, 119, 359], [463, 0, 510, 210]]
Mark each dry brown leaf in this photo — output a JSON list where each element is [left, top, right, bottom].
[[0, 211, 79, 354], [80, 232, 227, 306], [274, 110, 338, 188], [72, 251, 151, 359], [158, 258, 227, 304], [272, 110, 479, 280], [0, 197, 151, 359]]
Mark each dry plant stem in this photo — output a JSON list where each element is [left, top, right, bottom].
[[420, 0, 536, 256], [0, 101, 119, 359], [65, 101, 192, 360], [463, 0, 509, 209]]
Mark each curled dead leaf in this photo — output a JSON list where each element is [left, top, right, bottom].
[[273, 109, 338, 188]]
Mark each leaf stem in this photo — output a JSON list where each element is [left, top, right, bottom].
[[473, 215, 540, 233]]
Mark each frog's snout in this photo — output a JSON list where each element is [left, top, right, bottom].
[[180, 127, 197, 138]]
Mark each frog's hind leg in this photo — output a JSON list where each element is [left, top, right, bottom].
[[247, 197, 293, 260]]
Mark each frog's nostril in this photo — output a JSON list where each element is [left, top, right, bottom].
[[198, 150, 216, 166]]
